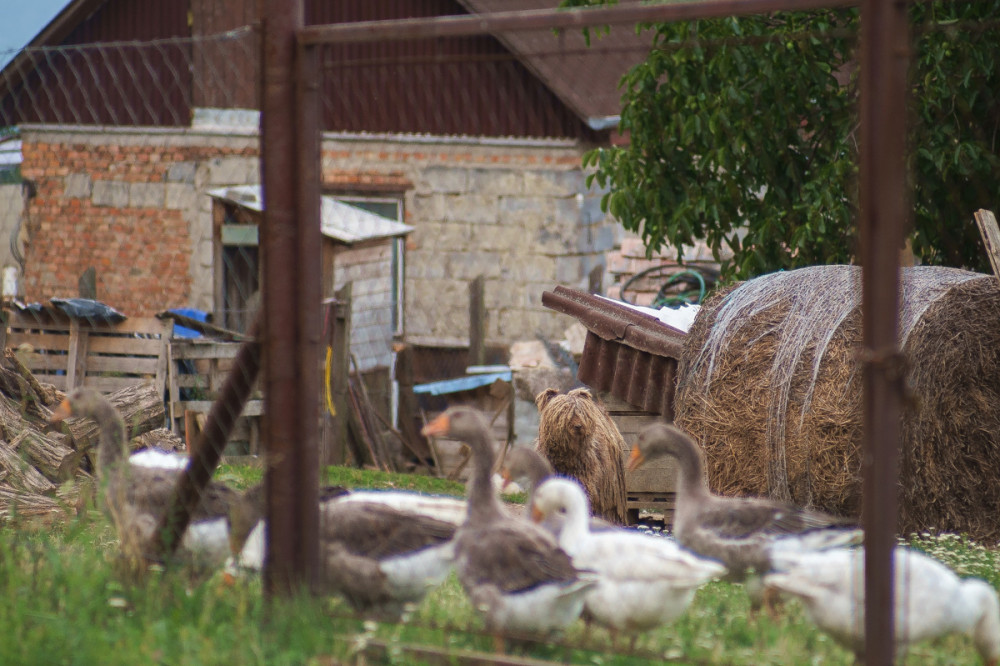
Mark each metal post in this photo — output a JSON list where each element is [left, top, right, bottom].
[[260, 0, 321, 595], [859, 0, 910, 663]]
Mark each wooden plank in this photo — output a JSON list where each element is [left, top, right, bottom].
[[6, 331, 72, 352], [169, 342, 243, 360], [468, 275, 486, 367], [82, 376, 154, 394], [84, 356, 161, 374], [66, 320, 86, 389], [16, 352, 69, 372], [625, 455, 676, 494], [174, 399, 264, 417], [975, 209, 1000, 281], [85, 336, 166, 355]]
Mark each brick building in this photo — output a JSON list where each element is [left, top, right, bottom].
[[0, 0, 652, 368]]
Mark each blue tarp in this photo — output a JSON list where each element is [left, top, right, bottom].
[[169, 308, 208, 338], [412, 370, 512, 396]]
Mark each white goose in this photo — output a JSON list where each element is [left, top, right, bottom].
[[765, 546, 1000, 665], [531, 476, 725, 643]]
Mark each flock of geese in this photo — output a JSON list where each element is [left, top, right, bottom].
[[51, 388, 1000, 663]]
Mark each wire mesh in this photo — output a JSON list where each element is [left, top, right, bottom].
[[0, 2, 997, 664]]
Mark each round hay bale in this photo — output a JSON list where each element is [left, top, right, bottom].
[[675, 264, 1000, 540]]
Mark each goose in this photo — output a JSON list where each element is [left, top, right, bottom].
[[531, 476, 725, 644], [49, 387, 249, 568], [765, 546, 1000, 665], [500, 446, 613, 535], [627, 422, 861, 607], [421, 406, 596, 645], [225, 483, 456, 618]]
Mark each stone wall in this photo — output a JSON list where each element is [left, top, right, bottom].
[[17, 125, 619, 346], [322, 134, 620, 345]]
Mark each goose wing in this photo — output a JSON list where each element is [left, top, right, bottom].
[[698, 496, 854, 540], [321, 502, 455, 559], [458, 522, 582, 594]]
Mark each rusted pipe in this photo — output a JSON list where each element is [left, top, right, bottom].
[[260, 0, 321, 596], [149, 313, 261, 562], [859, 0, 911, 663], [299, 0, 858, 45]]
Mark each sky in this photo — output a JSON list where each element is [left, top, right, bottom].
[[1, 0, 70, 68]]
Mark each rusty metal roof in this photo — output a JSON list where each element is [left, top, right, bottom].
[[541, 285, 686, 417]]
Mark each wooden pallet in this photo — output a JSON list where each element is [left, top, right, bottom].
[[3, 309, 170, 395]]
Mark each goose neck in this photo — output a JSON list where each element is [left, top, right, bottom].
[[466, 437, 505, 525]]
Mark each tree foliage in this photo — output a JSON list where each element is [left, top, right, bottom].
[[564, 1, 1000, 280]]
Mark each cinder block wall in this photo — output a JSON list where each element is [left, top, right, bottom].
[[19, 126, 619, 346]]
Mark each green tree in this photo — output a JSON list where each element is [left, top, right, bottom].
[[566, 2, 1000, 280]]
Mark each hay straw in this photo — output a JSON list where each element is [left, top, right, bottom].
[[677, 265, 1000, 540]]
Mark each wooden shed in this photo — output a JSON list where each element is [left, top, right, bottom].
[[542, 285, 686, 523], [207, 184, 414, 419]]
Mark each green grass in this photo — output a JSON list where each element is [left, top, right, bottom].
[[0, 467, 996, 665]]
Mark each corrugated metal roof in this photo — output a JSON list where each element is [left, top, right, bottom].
[[541, 285, 685, 417], [207, 184, 415, 244]]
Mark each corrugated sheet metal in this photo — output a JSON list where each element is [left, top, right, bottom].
[[1, 0, 190, 126], [541, 285, 685, 417], [1, 0, 612, 139], [310, 0, 599, 139], [455, 0, 652, 126]]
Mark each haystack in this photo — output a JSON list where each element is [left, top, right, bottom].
[[675, 264, 1000, 541]]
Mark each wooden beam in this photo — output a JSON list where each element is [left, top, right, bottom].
[[974, 209, 1000, 281], [469, 275, 486, 368]]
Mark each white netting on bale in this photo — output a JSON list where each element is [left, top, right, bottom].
[[676, 264, 1000, 540]]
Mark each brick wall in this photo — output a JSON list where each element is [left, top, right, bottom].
[[18, 125, 619, 346], [19, 125, 259, 316]]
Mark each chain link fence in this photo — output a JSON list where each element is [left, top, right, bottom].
[[0, 2, 997, 662]]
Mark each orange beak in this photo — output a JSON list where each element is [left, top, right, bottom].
[[49, 399, 73, 424], [222, 571, 236, 586], [530, 505, 544, 523], [421, 413, 450, 438], [626, 446, 644, 472], [500, 469, 512, 489]]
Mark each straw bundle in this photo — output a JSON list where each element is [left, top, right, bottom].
[[675, 265, 1000, 540]]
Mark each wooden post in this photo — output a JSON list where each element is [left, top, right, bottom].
[[78, 267, 97, 300], [66, 320, 88, 389], [974, 209, 1000, 281], [588, 264, 603, 295], [330, 283, 352, 465], [469, 275, 486, 368], [394, 343, 433, 470]]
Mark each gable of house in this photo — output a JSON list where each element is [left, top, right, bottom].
[[1, 0, 649, 140]]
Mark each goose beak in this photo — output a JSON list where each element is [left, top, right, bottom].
[[500, 469, 512, 489], [421, 413, 450, 438], [626, 446, 644, 472], [530, 506, 545, 523], [49, 399, 73, 424]]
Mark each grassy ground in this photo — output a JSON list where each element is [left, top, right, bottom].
[[0, 465, 996, 665]]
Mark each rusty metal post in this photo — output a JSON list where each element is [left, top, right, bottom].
[[859, 0, 910, 663], [260, 0, 321, 595]]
